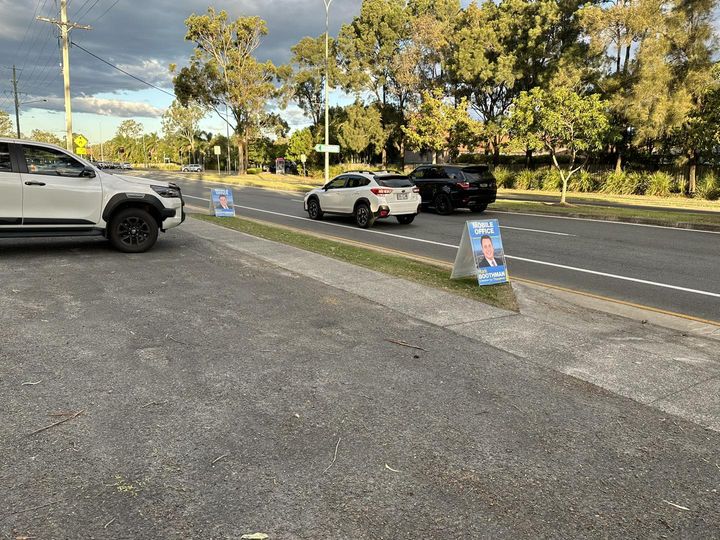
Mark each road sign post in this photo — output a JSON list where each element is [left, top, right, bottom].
[[214, 145, 221, 173], [300, 154, 307, 176]]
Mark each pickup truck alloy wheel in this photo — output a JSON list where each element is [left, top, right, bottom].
[[109, 208, 159, 253]]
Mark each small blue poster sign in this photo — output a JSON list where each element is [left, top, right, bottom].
[[451, 219, 509, 286], [211, 188, 235, 217]]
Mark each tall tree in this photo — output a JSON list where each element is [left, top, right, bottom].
[[403, 90, 479, 163], [0, 111, 13, 137], [337, 101, 387, 162], [286, 128, 314, 163], [173, 8, 278, 173], [279, 35, 337, 127], [162, 100, 206, 164], [28, 129, 63, 145], [337, 0, 413, 165], [507, 87, 610, 203]]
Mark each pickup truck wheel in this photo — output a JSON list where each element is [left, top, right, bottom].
[[109, 208, 158, 253], [434, 193, 453, 215]]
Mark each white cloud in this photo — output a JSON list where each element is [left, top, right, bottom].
[[42, 96, 164, 118]]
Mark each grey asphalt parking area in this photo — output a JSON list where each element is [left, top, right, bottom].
[[1, 230, 719, 539]]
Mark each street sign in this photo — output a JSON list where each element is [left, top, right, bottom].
[[213, 145, 221, 155], [74, 134, 88, 148], [76, 147, 87, 155], [300, 154, 307, 163], [314, 144, 339, 153]]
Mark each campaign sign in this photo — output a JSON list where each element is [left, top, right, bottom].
[[451, 219, 509, 286], [211, 188, 235, 217]]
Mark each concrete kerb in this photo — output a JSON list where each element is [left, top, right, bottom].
[[181, 217, 720, 433]]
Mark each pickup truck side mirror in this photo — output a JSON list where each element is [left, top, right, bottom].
[[80, 166, 96, 178]]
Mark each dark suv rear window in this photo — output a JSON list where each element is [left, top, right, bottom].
[[462, 166, 493, 182], [375, 175, 414, 187]]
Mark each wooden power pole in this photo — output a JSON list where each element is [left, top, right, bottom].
[[37, 0, 91, 151]]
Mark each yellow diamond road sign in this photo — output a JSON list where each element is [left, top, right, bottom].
[[74, 135, 88, 148]]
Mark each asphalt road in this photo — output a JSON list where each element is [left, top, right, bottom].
[[2, 230, 719, 538], [148, 171, 720, 322]]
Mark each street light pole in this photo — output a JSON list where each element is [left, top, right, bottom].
[[12, 66, 20, 138], [323, 0, 333, 184]]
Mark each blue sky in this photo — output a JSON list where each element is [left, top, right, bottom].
[[1, 0, 715, 145]]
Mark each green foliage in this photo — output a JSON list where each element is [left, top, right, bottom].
[[279, 35, 337, 126], [568, 170, 598, 193], [492, 166, 515, 189], [28, 129, 63, 145], [246, 167, 262, 175], [286, 128, 314, 162], [173, 8, 279, 171], [600, 171, 647, 195], [645, 171, 674, 197], [0, 110, 13, 137], [696, 172, 720, 200], [540, 168, 563, 191], [337, 101, 386, 159], [515, 169, 542, 190], [507, 86, 610, 202]]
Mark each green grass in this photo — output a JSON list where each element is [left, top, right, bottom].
[[177, 171, 323, 192], [491, 200, 720, 228], [498, 188, 720, 211], [193, 214, 519, 312]]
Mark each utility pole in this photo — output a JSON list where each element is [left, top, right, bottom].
[[38, 0, 91, 152], [12, 66, 20, 138], [323, 0, 333, 184]]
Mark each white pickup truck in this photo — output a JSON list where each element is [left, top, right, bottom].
[[0, 138, 184, 252]]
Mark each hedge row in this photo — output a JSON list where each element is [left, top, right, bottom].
[[492, 167, 720, 200]]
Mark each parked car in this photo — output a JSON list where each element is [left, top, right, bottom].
[[0, 138, 185, 252], [120, 162, 132, 170], [408, 164, 497, 214], [304, 171, 421, 228], [182, 164, 203, 172]]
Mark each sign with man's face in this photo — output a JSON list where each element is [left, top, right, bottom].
[[450, 219, 509, 286], [210, 188, 235, 217]]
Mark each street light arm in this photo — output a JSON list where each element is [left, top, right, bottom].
[[20, 98, 48, 106]]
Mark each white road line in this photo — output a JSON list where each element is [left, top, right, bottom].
[[184, 194, 720, 299], [501, 225, 573, 237], [488, 209, 720, 235], [506, 256, 720, 299]]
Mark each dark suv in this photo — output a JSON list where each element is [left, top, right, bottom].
[[409, 164, 497, 215]]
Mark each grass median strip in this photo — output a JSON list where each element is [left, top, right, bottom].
[[491, 200, 720, 228], [193, 214, 518, 312]]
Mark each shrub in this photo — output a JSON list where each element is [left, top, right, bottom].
[[540, 168, 563, 191], [696, 172, 720, 200], [600, 171, 646, 195], [246, 167, 262, 175], [492, 166, 515, 189], [645, 171, 673, 197], [568, 170, 598, 192], [515, 169, 542, 190]]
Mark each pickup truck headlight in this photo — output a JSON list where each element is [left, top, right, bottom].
[[151, 185, 181, 198]]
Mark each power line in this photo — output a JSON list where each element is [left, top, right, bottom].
[[17, 0, 52, 82], [89, 0, 119, 24], [71, 40, 176, 98]]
